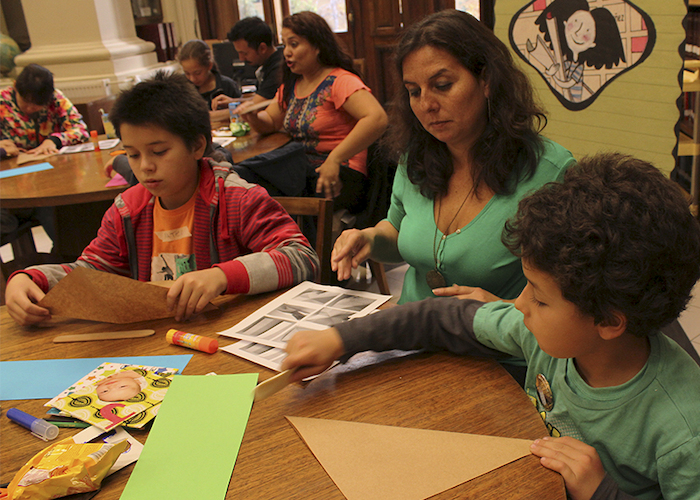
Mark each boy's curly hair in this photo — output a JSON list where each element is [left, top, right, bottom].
[[503, 152, 700, 337], [109, 70, 211, 151]]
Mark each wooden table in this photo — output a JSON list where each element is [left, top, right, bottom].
[[0, 293, 565, 499]]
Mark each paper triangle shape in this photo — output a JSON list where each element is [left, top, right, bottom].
[[287, 416, 532, 500]]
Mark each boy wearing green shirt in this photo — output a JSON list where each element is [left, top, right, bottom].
[[283, 153, 700, 500]]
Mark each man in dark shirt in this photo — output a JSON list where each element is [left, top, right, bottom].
[[211, 17, 283, 111]]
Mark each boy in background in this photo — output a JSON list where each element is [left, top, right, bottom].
[[211, 16, 283, 111], [283, 153, 700, 500], [6, 71, 319, 325]]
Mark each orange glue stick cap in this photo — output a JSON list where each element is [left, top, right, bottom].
[[166, 329, 218, 354]]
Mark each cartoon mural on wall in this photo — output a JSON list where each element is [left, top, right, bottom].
[[509, 0, 655, 110]]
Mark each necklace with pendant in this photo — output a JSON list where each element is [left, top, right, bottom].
[[427, 192, 470, 289]]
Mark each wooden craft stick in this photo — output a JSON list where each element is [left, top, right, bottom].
[[254, 369, 294, 401], [53, 330, 155, 343]]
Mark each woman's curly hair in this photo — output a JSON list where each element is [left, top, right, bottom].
[[503, 152, 700, 337], [384, 9, 547, 199]]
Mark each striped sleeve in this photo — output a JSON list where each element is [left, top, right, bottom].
[[214, 186, 319, 294]]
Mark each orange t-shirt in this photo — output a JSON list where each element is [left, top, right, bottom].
[[150, 191, 197, 282]]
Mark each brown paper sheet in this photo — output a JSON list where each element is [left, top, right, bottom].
[[39, 267, 213, 323], [287, 416, 533, 500], [17, 152, 56, 165]]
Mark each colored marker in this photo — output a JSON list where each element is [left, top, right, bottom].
[[7, 408, 59, 441], [166, 329, 218, 354]]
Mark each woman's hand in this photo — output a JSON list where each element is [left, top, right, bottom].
[[331, 228, 374, 281], [315, 157, 342, 199], [530, 436, 606, 500], [282, 328, 345, 382], [27, 139, 59, 155], [432, 284, 510, 302], [5, 273, 51, 326]]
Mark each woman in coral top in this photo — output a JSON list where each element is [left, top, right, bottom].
[[242, 11, 388, 213]]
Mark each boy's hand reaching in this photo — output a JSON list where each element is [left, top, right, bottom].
[[5, 273, 51, 326], [282, 328, 345, 382], [530, 436, 606, 500], [167, 268, 228, 321]]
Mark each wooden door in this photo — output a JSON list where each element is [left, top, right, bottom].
[[351, 0, 455, 105]]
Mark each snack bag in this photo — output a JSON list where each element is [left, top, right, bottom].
[[5, 438, 128, 500]]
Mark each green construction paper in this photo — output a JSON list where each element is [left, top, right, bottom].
[[120, 373, 258, 500]]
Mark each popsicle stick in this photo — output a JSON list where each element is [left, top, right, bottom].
[[254, 369, 294, 401], [53, 330, 155, 343]]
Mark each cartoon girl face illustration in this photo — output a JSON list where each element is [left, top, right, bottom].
[[564, 9, 596, 58], [510, 0, 655, 110]]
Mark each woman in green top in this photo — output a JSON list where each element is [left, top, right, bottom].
[[332, 10, 575, 304]]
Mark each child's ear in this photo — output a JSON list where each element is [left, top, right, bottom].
[[597, 311, 627, 340], [193, 135, 207, 159]]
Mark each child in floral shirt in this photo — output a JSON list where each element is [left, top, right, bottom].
[[0, 63, 88, 155]]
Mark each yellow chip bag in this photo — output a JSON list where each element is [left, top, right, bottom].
[[6, 438, 128, 500]]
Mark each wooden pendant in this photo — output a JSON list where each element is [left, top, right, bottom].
[[426, 269, 446, 289]]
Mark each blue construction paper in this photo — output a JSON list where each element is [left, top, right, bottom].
[[0, 355, 193, 401], [0, 162, 54, 179]]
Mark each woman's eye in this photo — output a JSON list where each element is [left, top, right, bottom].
[[153, 150, 168, 156], [436, 82, 453, 92], [407, 88, 420, 98]]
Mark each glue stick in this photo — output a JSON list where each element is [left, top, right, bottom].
[[90, 130, 100, 151], [166, 329, 218, 354]]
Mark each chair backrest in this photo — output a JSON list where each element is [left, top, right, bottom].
[[354, 140, 397, 230], [273, 197, 333, 284], [84, 95, 118, 135], [212, 41, 236, 79]]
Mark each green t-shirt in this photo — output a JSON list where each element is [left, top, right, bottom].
[[388, 138, 575, 304], [474, 302, 700, 500]]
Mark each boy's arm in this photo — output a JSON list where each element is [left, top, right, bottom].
[[10, 201, 131, 292], [283, 298, 514, 381], [214, 188, 319, 294], [335, 297, 512, 361]]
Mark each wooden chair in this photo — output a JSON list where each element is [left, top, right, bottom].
[[82, 95, 117, 135], [273, 197, 333, 285]]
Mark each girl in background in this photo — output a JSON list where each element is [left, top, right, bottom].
[[178, 39, 240, 112]]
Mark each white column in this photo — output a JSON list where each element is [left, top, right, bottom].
[[14, 0, 176, 103]]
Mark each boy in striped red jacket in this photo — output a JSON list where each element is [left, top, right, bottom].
[[6, 71, 319, 325]]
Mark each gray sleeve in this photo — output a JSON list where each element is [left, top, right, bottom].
[[112, 154, 138, 186], [590, 474, 639, 500], [335, 298, 512, 362]]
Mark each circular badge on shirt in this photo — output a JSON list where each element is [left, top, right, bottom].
[[536, 373, 554, 411]]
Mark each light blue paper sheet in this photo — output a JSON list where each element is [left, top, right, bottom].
[[0, 162, 54, 179], [0, 355, 193, 400]]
